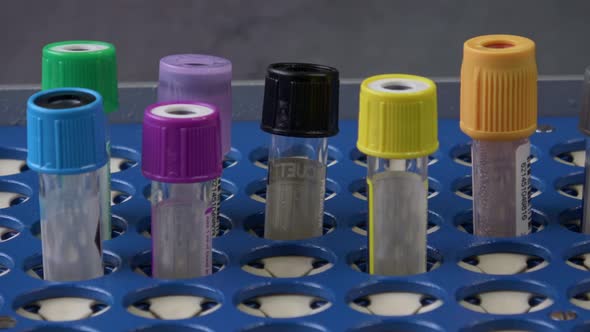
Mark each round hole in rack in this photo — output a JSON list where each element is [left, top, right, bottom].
[[0, 253, 14, 278], [124, 284, 222, 320], [132, 324, 210, 332], [454, 208, 548, 235], [223, 147, 242, 169], [243, 211, 336, 239], [247, 178, 340, 203], [0, 215, 22, 243], [241, 243, 336, 278], [31, 214, 127, 240], [142, 179, 237, 204], [460, 318, 559, 332], [347, 280, 444, 316], [450, 143, 540, 167], [23, 251, 121, 280], [560, 206, 585, 233], [241, 322, 327, 332], [346, 247, 441, 275], [349, 321, 444, 332], [566, 280, 590, 312], [109, 146, 140, 174], [351, 210, 442, 236], [0, 316, 16, 329], [556, 172, 585, 200], [550, 310, 577, 321], [349, 177, 440, 201], [563, 241, 590, 272], [138, 213, 232, 238], [130, 249, 228, 278], [249, 146, 341, 169], [235, 282, 333, 318], [0, 147, 28, 177], [453, 175, 543, 201], [457, 280, 554, 315], [457, 242, 550, 275], [0, 180, 32, 209], [111, 179, 135, 206], [551, 139, 586, 167], [14, 286, 112, 322], [350, 148, 439, 168]]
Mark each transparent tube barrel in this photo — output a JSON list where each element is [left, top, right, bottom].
[[151, 180, 214, 279], [583, 138, 590, 234], [471, 139, 532, 237], [265, 134, 328, 240], [367, 157, 428, 275], [39, 165, 109, 281]]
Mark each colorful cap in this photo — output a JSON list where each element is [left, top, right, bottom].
[[42, 40, 119, 113], [579, 67, 590, 135], [158, 54, 232, 155], [27, 88, 108, 174], [261, 63, 339, 138], [142, 102, 222, 183], [460, 34, 537, 141], [357, 74, 438, 159]]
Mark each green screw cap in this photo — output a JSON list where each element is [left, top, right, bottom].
[[42, 40, 119, 113]]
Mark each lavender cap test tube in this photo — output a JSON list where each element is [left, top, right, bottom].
[[142, 101, 222, 279]]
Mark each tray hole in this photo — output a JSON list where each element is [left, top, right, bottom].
[[131, 250, 227, 278], [563, 242, 590, 271], [458, 243, 549, 275], [455, 209, 547, 234], [244, 212, 336, 239], [559, 207, 585, 233], [138, 213, 232, 238], [350, 148, 438, 167], [347, 281, 443, 316], [454, 175, 542, 200], [241, 244, 336, 278], [241, 322, 327, 332], [347, 247, 441, 274], [109, 146, 140, 174], [110, 180, 135, 206], [14, 286, 111, 322], [0, 254, 13, 278], [350, 177, 440, 201], [0, 215, 22, 243], [125, 285, 222, 320], [458, 281, 553, 315], [550, 310, 577, 321], [351, 210, 442, 236], [0, 147, 28, 176], [247, 178, 339, 203], [451, 143, 539, 167], [556, 172, 585, 200], [250, 146, 341, 169], [24, 252, 120, 280], [0, 316, 16, 329], [223, 148, 241, 169], [0, 181, 32, 209], [551, 139, 586, 167]]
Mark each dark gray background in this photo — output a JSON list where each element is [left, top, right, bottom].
[[2, 0, 589, 84]]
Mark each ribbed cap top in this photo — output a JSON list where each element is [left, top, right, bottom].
[[357, 74, 439, 159], [42, 40, 119, 113], [27, 88, 108, 174], [261, 63, 339, 137], [158, 54, 232, 155], [460, 34, 537, 140], [142, 101, 222, 183], [580, 67, 590, 135]]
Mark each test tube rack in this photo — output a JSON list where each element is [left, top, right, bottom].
[[0, 78, 589, 331]]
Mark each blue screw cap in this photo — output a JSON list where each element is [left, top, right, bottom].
[[26, 87, 108, 175]]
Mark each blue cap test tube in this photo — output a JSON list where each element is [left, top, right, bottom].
[[27, 88, 109, 281]]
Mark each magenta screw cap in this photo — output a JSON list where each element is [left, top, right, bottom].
[[158, 54, 232, 155], [142, 101, 222, 183]]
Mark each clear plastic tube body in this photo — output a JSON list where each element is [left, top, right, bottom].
[[583, 138, 590, 233], [265, 134, 328, 240], [151, 180, 214, 279], [471, 138, 532, 237], [367, 156, 428, 275], [39, 164, 109, 281]]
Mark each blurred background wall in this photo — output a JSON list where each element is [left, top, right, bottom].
[[2, 0, 589, 84]]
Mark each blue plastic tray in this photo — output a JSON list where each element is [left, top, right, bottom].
[[0, 118, 590, 332]]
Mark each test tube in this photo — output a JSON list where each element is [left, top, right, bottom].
[[158, 54, 232, 238], [42, 40, 119, 240], [357, 74, 438, 275], [460, 35, 538, 237], [579, 67, 590, 233], [26, 88, 109, 281], [260, 63, 339, 240], [142, 102, 222, 279]]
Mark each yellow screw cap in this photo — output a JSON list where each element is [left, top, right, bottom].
[[460, 34, 537, 141], [357, 74, 438, 159]]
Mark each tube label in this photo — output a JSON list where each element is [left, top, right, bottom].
[[515, 143, 532, 235]]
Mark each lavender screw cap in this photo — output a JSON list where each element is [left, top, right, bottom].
[[142, 101, 222, 183], [158, 54, 232, 155]]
